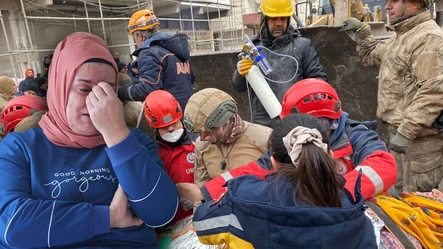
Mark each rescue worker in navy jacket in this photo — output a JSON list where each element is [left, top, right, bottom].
[[232, 0, 327, 127], [119, 10, 195, 111], [192, 113, 377, 249]]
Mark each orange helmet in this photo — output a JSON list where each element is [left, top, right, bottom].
[[280, 78, 342, 120], [144, 90, 182, 129], [127, 10, 160, 35], [1, 95, 47, 134]]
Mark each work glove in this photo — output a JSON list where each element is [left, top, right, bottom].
[[339, 18, 363, 32], [389, 133, 410, 154], [237, 58, 253, 76]]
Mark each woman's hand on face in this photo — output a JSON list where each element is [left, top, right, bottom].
[[109, 185, 143, 228], [177, 183, 204, 201], [86, 82, 130, 147]]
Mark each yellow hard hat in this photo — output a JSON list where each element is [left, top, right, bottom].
[[260, 0, 294, 17], [183, 88, 237, 133], [127, 9, 160, 35]]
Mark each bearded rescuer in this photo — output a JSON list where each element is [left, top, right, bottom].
[[232, 0, 327, 127], [340, 0, 443, 193]]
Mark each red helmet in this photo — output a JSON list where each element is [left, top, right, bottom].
[[144, 90, 182, 128], [1, 95, 47, 134], [280, 78, 342, 119]]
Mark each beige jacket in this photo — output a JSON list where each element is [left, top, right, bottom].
[[14, 110, 47, 132], [356, 11, 443, 139], [0, 95, 12, 140], [122, 101, 143, 128], [194, 121, 272, 187]]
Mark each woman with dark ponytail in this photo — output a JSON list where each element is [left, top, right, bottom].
[[193, 114, 377, 249], [270, 113, 344, 208]]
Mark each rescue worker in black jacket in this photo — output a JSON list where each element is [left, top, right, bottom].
[[232, 0, 327, 127]]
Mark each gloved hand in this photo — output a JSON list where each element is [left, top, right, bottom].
[[237, 58, 253, 76], [389, 133, 410, 154], [339, 18, 363, 32]]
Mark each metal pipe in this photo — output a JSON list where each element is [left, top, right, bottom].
[[20, 15, 218, 22], [206, 5, 214, 51], [0, 48, 55, 56], [108, 19, 114, 47], [98, 0, 107, 44], [239, 0, 245, 44], [107, 43, 136, 48], [189, 0, 197, 51], [20, 0, 34, 50], [73, 14, 77, 32], [83, 0, 91, 33], [179, 2, 183, 31], [0, 10, 18, 80], [217, 0, 224, 49], [23, 15, 129, 21]]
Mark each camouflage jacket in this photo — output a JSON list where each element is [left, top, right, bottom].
[[356, 11, 443, 139]]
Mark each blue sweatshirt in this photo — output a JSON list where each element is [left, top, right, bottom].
[[0, 128, 179, 248]]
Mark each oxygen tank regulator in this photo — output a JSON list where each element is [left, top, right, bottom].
[[239, 35, 282, 119]]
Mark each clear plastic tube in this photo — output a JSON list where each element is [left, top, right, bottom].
[[257, 46, 300, 84]]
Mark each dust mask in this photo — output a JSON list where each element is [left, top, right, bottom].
[[160, 128, 184, 143]]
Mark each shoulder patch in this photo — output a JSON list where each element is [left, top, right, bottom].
[[186, 152, 196, 164]]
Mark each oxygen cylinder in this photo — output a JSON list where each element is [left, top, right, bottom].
[[245, 65, 282, 118]]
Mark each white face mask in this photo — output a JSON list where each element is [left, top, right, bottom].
[[160, 128, 184, 143]]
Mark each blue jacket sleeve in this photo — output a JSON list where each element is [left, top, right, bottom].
[[19, 80, 27, 92], [346, 123, 388, 166], [118, 50, 164, 101], [0, 135, 110, 248], [106, 129, 179, 227]]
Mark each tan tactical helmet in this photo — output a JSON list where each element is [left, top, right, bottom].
[[183, 88, 238, 133]]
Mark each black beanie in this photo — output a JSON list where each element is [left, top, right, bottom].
[[23, 80, 39, 93], [117, 62, 127, 72], [34, 76, 46, 88]]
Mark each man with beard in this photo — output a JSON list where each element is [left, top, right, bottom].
[[232, 0, 327, 127], [340, 0, 443, 193], [18, 69, 36, 93], [183, 88, 272, 187], [42, 54, 52, 79]]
